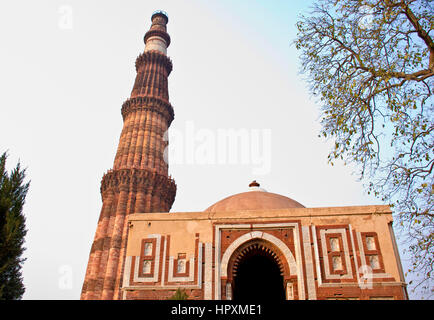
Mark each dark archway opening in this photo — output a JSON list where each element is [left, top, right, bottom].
[[232, 253, 285, 301]]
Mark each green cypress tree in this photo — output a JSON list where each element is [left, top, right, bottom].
[[0, 152, 30, 300]]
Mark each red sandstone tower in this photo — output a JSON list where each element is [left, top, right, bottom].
[[81, 11, 176, 300]]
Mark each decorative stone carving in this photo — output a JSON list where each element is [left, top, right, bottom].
[[369, 255, 380, 270], [121, 96, 174, 125], [226, 282, 232, 300], [332, 256, 343, 271], [135, 51, 173, 74], [99, 168, 176, 211], [142, 260, 151, 274], [286, 282, 294, 300], [366, 236, 376, 251], [144, 242, 153, 256], [330, 237, 340, 252], [177, 259, 186, 273], [144, 29, 171, 47]]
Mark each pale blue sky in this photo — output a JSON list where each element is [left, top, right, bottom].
[[0, 0, 424, 299]]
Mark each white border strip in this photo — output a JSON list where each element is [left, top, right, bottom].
[[204, 242, 213, 300], [302, 226, 317, 300]]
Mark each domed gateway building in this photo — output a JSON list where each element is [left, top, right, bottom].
[[80, 12, 408, 300]]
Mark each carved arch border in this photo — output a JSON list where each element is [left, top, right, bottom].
[[221, 231, 297, 278], [227, 239, 288, 281], [219, 231, 301, 300]]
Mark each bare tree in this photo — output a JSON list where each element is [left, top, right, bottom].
[[295, 0, 433, 297]]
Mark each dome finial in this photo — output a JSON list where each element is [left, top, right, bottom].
[[249, 180, 260, 188]]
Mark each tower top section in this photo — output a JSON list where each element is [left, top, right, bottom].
[[144, 10, 171, 55], [151, 10, 169, 24]]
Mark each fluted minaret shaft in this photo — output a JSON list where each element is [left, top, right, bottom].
[[81, 12, 176, 300]]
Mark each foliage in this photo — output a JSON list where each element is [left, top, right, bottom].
[[295, 0, 433, 296], [0, 152, 30, 300], [168, 288, 189, 300]]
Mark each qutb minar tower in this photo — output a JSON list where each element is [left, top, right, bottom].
[[81, 11, 176, 300]]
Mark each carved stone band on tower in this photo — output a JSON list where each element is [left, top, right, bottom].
[[80, 11, 176, 300]]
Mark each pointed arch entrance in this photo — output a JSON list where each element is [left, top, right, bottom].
[[219, 230, 301, 300], [230, 240, 285, 300]]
